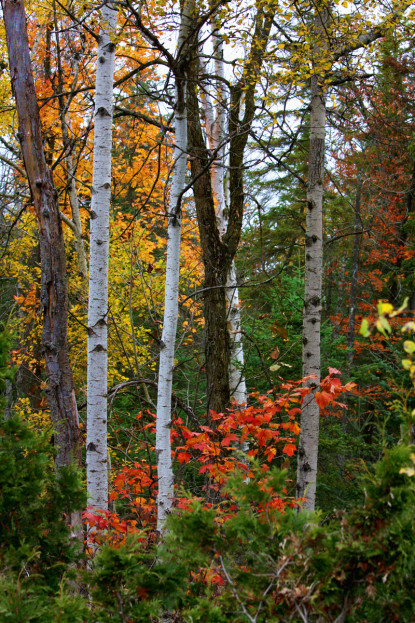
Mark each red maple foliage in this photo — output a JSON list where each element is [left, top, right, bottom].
[[84, 371, 355, 547]]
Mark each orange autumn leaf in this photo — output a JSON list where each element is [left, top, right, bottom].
[[282, 443, 297, 457]]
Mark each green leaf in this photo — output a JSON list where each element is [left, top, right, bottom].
[[359, 318, 370, 337]]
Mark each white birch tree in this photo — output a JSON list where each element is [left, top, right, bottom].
[[87, 0, 117, 513], [295, 2, 389, 510], [296, 2, 328, 511]]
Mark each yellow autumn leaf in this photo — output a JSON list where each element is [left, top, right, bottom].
[[400, 467, 415, 477], [377, 301, 393, 316], [404, 341, 415, 355]]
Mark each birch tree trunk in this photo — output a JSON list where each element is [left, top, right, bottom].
[[4, 0, 81, 470], [156, 0, 193, 533], [87, 0, 117, 513], [296, 4, 328, 511]]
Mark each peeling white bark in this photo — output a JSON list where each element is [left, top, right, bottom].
[[156, 0, 193, 533], [87, 1, 117, 513], [226, 265, 247, 405], [296, 4, 328, 511]]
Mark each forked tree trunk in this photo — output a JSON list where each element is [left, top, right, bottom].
[[4, 0, 81, 469], [206, 25, 247, 406], [87, 0, 117, 513], [296, 3, 328, 511], [188, 5, 274, 415], [187, 74, 230, 414], [156, 0, 194, 533]]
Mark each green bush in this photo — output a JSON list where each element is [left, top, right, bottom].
[[153, 447, 415, 622], [0, 416, 87, 622]]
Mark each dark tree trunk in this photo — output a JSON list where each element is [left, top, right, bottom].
[[187, 6, 274, 415], [187, 71, 231, 414], [4, 0, 81, 469]]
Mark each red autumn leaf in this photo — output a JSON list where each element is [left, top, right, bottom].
[[176, 451, 191, 463], [199, 425, 215, 434], [329, 378, 342, 391], [270, 346, 280, 360], [282, 443, 297, 457], [328, 367, 341, 376], [221, 434, 239, 447], [315, 390, 332, 409], [289, 422, 300, 435], [179, 426, 194, 440], [266, 447, 277, 461]]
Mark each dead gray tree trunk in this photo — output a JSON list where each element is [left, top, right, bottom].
[[4, 0, 81, 471]]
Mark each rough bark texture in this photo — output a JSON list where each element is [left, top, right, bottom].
[[188, 5, 274, 415], [4, 0, 81, 469], [296, 5, 328, 511], [188, 71, 230, 414], [206, 25, 247, 406], [156, 0, 194, 532], [87, 1, 117, 512]]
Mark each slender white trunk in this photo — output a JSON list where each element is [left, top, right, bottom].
[[296, 4, 328, 511], [156, 0, 193, 533], [87, 1, 117, 513], [68, 165, 88, 278], [61, 119, 87, 278], [226, 266, 247, 405], [205, 25, 247, 406]]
